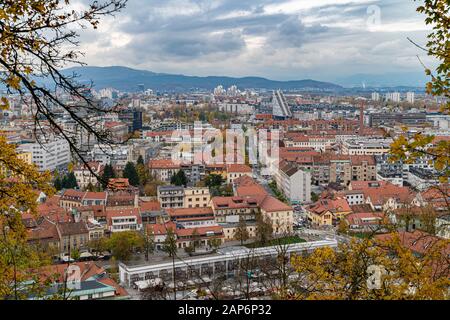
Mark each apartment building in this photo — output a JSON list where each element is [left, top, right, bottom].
[[73, 162, 103, 189], [274, 161, 311, 204], [306, 197, 352, 226], [211, 194, 294, 236], [166, 207, 217, 229], [58, 222, 89, 255], [157, 185, 184, 209], [106, 208, 142, 233], [183, 187, 211, 208], [89, 144, 132, 170], [18, 138, 71, 172], [226, 164, 253, 184], [341, 138, 392, 155], [329, 155, 377, 186], [311, 154, 331, 186], [285, 134, 336, 152], [148, 159, 180, 182]]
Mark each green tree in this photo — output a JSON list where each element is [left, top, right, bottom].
[[209, 238, 222, 252], [136, 162, 149, 186], [184, 244, 195, 255], [162, 228, 178, 258], [255, 211, 273, 246], [141, 228, 155, 262], [413, 0, 449, 114], [70, 248, 80, 261], [107, 231, 143, 262], [234, 216, 250, 245], [170, 170, 188, 186], [137, 155, 144, 165], [66, 172, 78, 189], [123, 162, 140, 187], [0, 0, 125, 300], [101, 164, 116, 189], [87, 238, 108, 257], [54, 177, 62, 191], [204, 174, 225, 188]]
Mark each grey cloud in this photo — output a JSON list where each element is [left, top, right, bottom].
[[74, 0, 432, 80]]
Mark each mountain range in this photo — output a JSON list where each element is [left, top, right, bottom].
[[60, 66, 343, 92], [333, 72, 428, 88]]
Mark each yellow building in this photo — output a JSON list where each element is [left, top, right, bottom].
[[183, 187, 211, 208], [222, 224, 256, 241], [306, 198, 352, 226]]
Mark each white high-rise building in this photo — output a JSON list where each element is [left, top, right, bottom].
[[18, 139, 71, 172], [392, 92, 401, 102], [406, 92, 415, 104], [213, 85, 226, 96], [386, 92, 401, 103], [226, 85, 239, 97], [274, 162, 311, 204], [98, 88, 114, 99], [371, 92, 380, 101], [272, 90, 292, 119]]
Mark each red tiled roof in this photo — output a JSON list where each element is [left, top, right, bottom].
[[139, 200, 161, 212], [27, 218, 59, 242], [147, 222, 177, 235], [345, 212, 384, 226], [166, 207, 213, 217], [259, 195, 292, 212], [98, 277, 130, 297], [61, 189, 85, 200], [350, 181, 415, 206], [226, 164, 252, 173], [148, 159, 180, 169], [176, 225, 223, 237], [83, 192, 107, 200], [309, 198, 352, 216], [39, 261, 106, 283], [104, 121, 126, 128]]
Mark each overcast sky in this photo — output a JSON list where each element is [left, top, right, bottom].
[[72, 0, 435, 82]]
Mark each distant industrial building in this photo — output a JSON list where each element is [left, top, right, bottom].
[[368, 113, 427, 127]]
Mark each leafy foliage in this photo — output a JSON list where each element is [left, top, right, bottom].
[[162, 228, 178, 258], [106, 231, 143, 262], [234, 216, 250, 245], [123, 162, 139, 187], [414, 0, 450, 113], [170, 170, 187, 187], [290, 236, 450, 300], [100, 164, 116, 189]]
